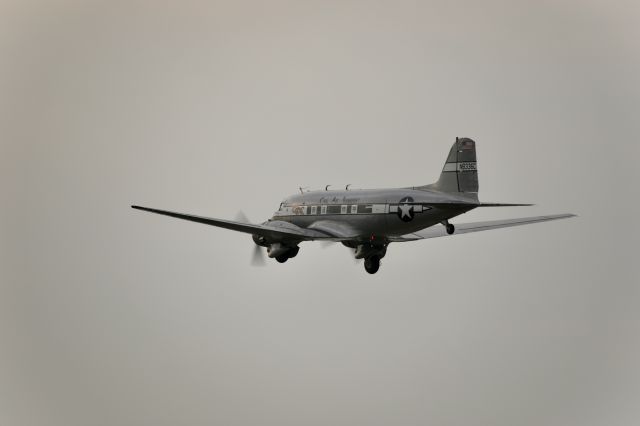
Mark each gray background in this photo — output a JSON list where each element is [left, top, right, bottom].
[[2, 1, 639, 425]]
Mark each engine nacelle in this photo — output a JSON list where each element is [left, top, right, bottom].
[[267, 243, 299, 259], [354, 243, 387, 260], [267, 243, 290, 259], [252, 234, 269, 247]]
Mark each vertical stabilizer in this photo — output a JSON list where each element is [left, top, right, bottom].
[[425, 137, 478, 196]]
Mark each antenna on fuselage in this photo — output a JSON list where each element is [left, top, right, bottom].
[[299, 186, 309, 194], [345, 184, 351, 191], [325, 185, 331, 191]]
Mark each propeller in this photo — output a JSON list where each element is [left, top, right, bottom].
[[319, 241, 334, 249], [235, 210, 250, 223], [236, 210, 266, 267], [251, 244, 266, 266], [319, 240, 361, 263]]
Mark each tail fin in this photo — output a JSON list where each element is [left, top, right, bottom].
[[424, 137, 478, 197]]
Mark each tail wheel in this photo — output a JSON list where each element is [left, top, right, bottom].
[[446, 223, 455, 235], [276, 255, 288, 263], [364, 255, 380, 274]]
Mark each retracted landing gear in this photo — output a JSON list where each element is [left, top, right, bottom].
[[269, 244, 299, 264], [441, 220, 455, 235], [276, 246, 300, 263], [353, 242, 386, 274], [364, 255, 381, 274]]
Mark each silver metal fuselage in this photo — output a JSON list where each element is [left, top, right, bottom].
[[131, 136, 575, 274], [271, 187, 478, 240]]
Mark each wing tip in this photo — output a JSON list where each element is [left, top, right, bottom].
[[131, 205, 155, 213]]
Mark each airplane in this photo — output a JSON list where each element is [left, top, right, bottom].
[[132, 138, 575, 274]]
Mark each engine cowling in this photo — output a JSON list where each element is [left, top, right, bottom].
[[252, 234, 268, 247], [354, 243, 387, 260], [267, 243, 290, 259], [267, 243, 299, 259]]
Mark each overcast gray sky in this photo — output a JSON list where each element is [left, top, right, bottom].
[[1, 1, 639, 425]]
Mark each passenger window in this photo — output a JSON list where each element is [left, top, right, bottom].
[[351, 205, 357, 214], [311, 206, 317, 215], [340, 205, 347, 214], [321, 205, 327, 215]]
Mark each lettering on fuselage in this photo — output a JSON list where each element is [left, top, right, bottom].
[[319, 196, 361, 204]]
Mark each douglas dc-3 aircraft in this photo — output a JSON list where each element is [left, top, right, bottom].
[[133, 138, 575, 274]]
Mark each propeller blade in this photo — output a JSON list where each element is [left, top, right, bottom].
[[235, 210, 266, 266], [318, 240, 359, 262], [251, 244, 266, 266], [349, 247, 363, 263], [235, 210, 251, 223]]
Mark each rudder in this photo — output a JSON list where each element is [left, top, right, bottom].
[[426, 137, 478, 196]]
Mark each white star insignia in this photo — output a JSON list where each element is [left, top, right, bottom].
[[399, 203, 412, 219]]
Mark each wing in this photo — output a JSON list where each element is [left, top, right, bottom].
[[477, 202, 534, 207], [131, 205, 334, 242], [389, 214, 576, 242]]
